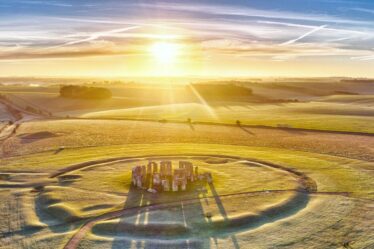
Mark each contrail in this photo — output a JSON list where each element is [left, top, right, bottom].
[[351, 55, 374, 61], [46, 26, 140, 49], [280, 25, 327, 46]]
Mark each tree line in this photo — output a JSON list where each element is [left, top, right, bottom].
[[60, 85, 112, 100]]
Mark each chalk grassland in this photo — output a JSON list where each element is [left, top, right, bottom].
[[2, 84, 374, 133], [79, 101, 374, 133], [0, 82, 373, 248], [69, 159, 298, 194], [0, 84, 191, 115], [20, 158, 298, 228], [14, 94, 374, 133], [3, 119, 374, 161], [0, 103, 12, 121], [80, 195, 373, 249], [1, 144, 373, 248], [0, 190, 74, 249], [318, 94, 374, 106], [1, 144, 373, 198]]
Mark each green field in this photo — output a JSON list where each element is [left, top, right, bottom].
[[1, 143, 373, 248], [2, 83, 374, 134], [0, 81, 373, 249]]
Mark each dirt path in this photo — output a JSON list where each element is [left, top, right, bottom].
[[0, 101, 22, 152], [0, 98, 43, 156]]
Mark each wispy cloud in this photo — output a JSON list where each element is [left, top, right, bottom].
[[17, 0, 72, 7], [257, 20, 366, 35], [280, 25, 328, 46], [135, 2, 370, 25], [48, 26, 140, 49], [351, 55, 374, 61], [351, 8, 374, 15], [0, 1, 373, 65]]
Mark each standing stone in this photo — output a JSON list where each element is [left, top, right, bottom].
[[162, 179, 170, 191], [181, 179, 187, 191], [147, 163, 152, 175], [153, 173, 161, 186], [153, 164, 158, 174], [172, 179, 178, 192], [136, 175, 142, 188]]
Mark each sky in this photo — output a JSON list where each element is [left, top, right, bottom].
[[0, 0, 374, 78]]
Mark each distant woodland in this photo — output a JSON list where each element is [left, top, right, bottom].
[[60, 85, 112, 99], [189, 83, 253, 100]]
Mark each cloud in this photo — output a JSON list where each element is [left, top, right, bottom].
[[257, 21, 366, 35], [0, 46, 143, 60], [49, 26, 140, 49], [351, 8, 374, 15], [351, 55, 374, 61], [134, 2, 369, 25], [280, 25, 328, 46], [0, 1, 372, 63], [16, 0, 72, 7]]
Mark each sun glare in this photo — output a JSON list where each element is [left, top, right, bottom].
[[150, 41, 180, 64]]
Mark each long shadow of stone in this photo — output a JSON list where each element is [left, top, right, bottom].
[[206, 187, 310, 238], [188, 122, 195, 131], [111, 180, 211, 249], [207, 182, 240, 249], [108, 159, 310, 249], [239, 126, 255, 136]]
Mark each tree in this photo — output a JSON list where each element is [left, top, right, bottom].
[[59, 85, 112, 100]]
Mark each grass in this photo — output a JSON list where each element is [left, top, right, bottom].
[[67, 158, 298, 195], [4, 119, 374, 162], [318, 94, 374, 106], [1, 143, 373, 198], [37, 186, 124, 221], [80, 194, 374, 249], [79, 101, 374, 133], [1, 83, 374, 249], [29, 156, 300, 231], [90, 191, 297, 237], [1, 136, 373, 248], [3, 84, 374, 133]]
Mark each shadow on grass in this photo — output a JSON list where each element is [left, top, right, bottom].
[[111, 180, 241, 249], [188, 122, 195, 131], [239, 126, 255, 136]]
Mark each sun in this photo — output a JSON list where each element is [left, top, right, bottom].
[[149, 41, 180, 64]]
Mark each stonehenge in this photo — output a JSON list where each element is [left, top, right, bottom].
[[131, 160, 212, 193]]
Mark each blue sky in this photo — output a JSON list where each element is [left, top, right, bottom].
[[0, 0, 374, 77]]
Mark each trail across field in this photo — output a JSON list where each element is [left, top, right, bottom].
[[0, 99, 42, 157]]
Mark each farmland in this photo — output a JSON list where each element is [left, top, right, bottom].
[[0, 79, 373, 249], [1, 81, 374, 133]]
